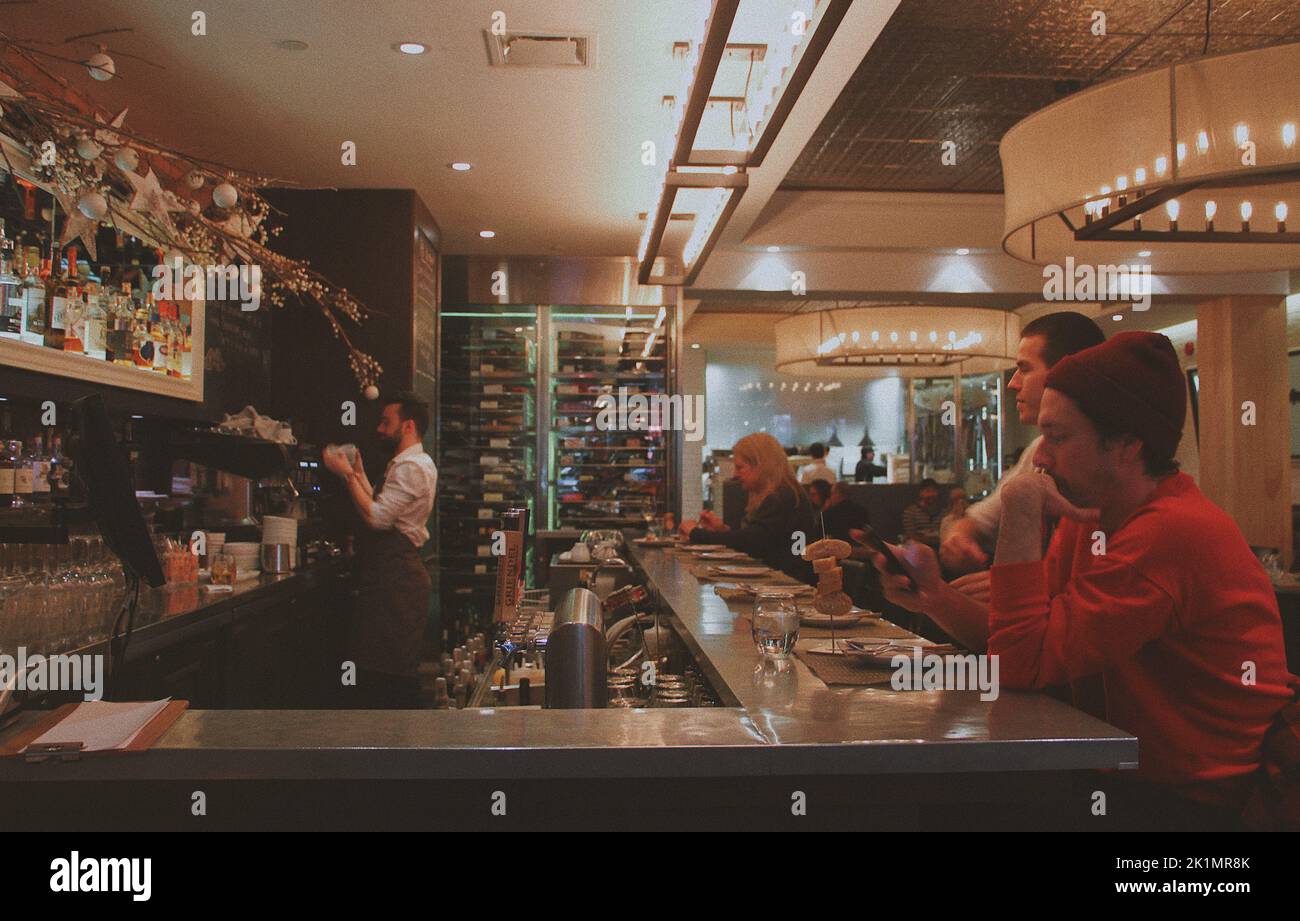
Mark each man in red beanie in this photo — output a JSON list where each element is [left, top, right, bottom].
[[870, 331, 1294, 828]]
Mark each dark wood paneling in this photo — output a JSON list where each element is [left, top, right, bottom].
[[262, 189, 439, 448]]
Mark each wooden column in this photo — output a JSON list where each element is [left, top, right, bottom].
[[1195, 295, 1292, 567]]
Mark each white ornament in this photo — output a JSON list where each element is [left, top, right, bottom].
[[212, 182, 238, 209], [363, 385, 379, 401], [113, 147, 139, 171], [77, 191, 108, 220], [40, 207, 53, 222], [86, 52, 116, 81], [75, 136, 103, 160], [186, 170, 205, 189]]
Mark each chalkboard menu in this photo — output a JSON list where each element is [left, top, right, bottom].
[[413, 229, 437, 452], [203, 296, 273, 416]]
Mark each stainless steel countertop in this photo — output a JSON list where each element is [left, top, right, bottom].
[[0, 544, 1136, 781]]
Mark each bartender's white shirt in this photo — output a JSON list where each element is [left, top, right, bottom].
[[963, 434, 1042, 545], [370, 443, 438, 548], [797, 460, 836, 485]]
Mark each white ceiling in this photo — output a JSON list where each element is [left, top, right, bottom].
[[5, 0, 723, 255]]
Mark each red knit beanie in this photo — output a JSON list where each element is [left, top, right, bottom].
[[1044, 331, 1186, 459]]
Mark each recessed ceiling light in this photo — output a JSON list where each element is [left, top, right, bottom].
[[479, 230, 496, 238], [1138, 250, 1152, 257], [273, 39, 309, 51], [449, 162, 472, 171], [955, 248, 971, 255], [690, 343, 701, 349], [1112, 314, 1124, 321], [395, 41, 427, 55], [766, 245, 780, 253]]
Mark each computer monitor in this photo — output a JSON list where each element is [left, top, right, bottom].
[[70, 394, 165, 587]]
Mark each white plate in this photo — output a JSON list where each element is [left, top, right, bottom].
[[798, 608, 880, 627], [700, 550, 749, 560], [681, 544, 726, 553], [714, 565, 773, 577]]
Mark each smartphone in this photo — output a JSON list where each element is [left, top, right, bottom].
[[854, 527, 917, 589]]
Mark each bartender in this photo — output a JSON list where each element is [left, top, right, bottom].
[[323, 391, 437, 708]]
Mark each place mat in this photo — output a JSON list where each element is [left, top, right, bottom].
[[798, 619, 916, 641], [689, 563, 783, 582], [795, 646, 898, 686]]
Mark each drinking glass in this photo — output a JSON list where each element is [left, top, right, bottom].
[[210, 553, 236, 586], [751, 589, 798, 661]]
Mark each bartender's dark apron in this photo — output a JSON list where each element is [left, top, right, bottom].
[[353, 528, 431, 678]]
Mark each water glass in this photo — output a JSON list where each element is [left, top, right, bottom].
[[751, 590, 798, 661]]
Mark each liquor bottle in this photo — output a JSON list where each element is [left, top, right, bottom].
[[0, 438, 15, 508], [150, 294, 168, 372], [10, 440, 32, 506], [82, 270, 107, 360], [21, 246, 46, 346], [133, 294, 153, 368], [61, 256, 89, 355], [44, 249, 70, 351], [107, 283, 135, 366], [29, 434, 51, 502], [0, 220, 21, 340]]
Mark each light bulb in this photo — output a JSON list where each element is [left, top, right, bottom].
[[909, 330, 918, 343], [929, 331, 938, 343], [947, 331, 956, 342], [1234, 124, 1249, 146], [1196, 130, 1209, 153], [1284, 123, 1297, 148], [889, 331, 898, 343], [1165, 199, 1180, 221], [1205, 200, 1217, 221], [1275, 202, 1288, 222], [1240, 201, 1253, 221], [1177, 143, 1187, 162], [851, 330, 860, 342], [1134, 166, 1147, 184], [1155, 155, 1169, 176], [870, 330, 879, 342], [1116, 176, 1128, 190]]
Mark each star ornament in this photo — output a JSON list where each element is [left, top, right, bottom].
[[93, 107, 128, 146], [125, 167, 187, 236], [55, 192, 100, 261]]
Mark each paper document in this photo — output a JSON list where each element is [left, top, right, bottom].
[[29, 699, 172, 752]]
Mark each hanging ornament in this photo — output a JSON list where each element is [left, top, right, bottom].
[[75, 135, 103, 160], [363, 385, 379, 401], [54, 192, 100, 261], [40, 207, 53, 222], [212, 181, 238, 209], [186, 170, 205, 189], [125, 168, 187, 236], [85, 51, 116, 81], [93, 108, 128, 146], [113, 146, 139, 171], [77, 190, 108, 221]]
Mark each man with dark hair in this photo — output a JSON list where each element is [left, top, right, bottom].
[[855, 445, 886, 482], [942, 310, 1105, 575], [322, 391, 437, 708], [806, 478, 831, 510], [797, 441, 836, 485], [870, 333, 1293, 827]]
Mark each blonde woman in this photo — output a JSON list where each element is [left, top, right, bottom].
[[681, 432, 816, 582]]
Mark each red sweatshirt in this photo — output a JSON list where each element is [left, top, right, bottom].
[[989, 473, 1293, 796]]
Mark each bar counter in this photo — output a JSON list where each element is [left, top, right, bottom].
[[0, 544, 1136, 785]]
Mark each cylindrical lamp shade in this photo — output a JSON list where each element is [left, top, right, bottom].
[[1001, 41, 1300, 273], [774, 306, 1020, 379]]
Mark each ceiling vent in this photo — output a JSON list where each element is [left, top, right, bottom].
[[484, 31, 594, 68]]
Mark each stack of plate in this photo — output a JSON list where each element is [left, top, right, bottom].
[[224, 541, 261, 575], [262, 516, 299, 547]]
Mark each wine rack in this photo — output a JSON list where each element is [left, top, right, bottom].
[[436, 310, 538, 632], [548, 309, 670, 530]]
